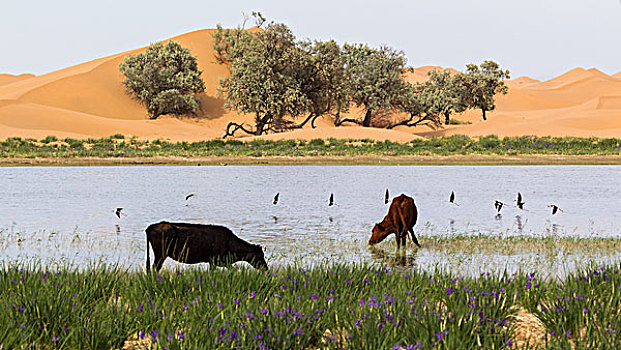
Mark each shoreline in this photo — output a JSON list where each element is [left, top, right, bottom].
[[1, 154, 621, 166]]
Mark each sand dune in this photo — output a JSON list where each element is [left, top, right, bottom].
[[0, 28, 620, 141], [0, 73, 35, 87]]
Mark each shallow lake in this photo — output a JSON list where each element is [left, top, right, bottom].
[[1, 165, 620, 276]]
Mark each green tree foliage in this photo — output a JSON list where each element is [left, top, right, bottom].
[[420, 70, 458, 125], [214, 14, 313, 136], [119, 41, 205, 120], [337, 45, 411, 127], [452, 60, 510, 121]]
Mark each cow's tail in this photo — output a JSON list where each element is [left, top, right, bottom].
[[407, 199, 421, 247], [145, 229, 151, 273]]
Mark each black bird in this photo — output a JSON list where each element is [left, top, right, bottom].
[[115, 208, 124, 219], [385, 189, 390, 204], [548, 204, 563, 215], [328, 193, 335, 206], [449, 191, 459, 206], [494, 200, 505, 213], [273, 193, 280, 205], [516, 192, 525, 210], [185, 193, 195, 201]]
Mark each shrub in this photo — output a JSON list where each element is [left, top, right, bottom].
[[119, 41, 205, 119]]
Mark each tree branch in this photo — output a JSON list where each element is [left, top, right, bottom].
[[386, 114, 441, 130], [335, 118, 363, 127], [222, 122, 257, 138]]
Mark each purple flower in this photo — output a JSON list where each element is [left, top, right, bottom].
[[345, 279, 351, 285], [309, 293, 318, 300], [260, 308, 269, 315], [52, 336, 59, 342], [248, 291, 256, 299], [177, 330, 185, 339], [234, 298, 240, 306], [137, 303, 143, 313], [293, 328, 303, 336], [157, 274, 162, 282], [445, 288, 454, 295]]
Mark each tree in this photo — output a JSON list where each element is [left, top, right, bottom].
[[337, 44, 411, 127], [452, 60, 510, 121], [421, 69, 458, 125], [292, 40, 350, 129], [385, 83, 442, 130], [215, 14, 317, 137], [119, 41, 205, 120]]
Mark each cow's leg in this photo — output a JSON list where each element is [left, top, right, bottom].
[[400, 230, 407, 247], [154, 255, 166, 272]]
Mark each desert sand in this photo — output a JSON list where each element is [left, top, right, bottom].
[[1, 29, 620, 142]]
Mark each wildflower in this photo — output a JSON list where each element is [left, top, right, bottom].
[[293, 328, 303, 336], [234, 298, 240, 306], [248, 291, 256, 299], [151, 330, 158, 343], [309, 293, 318, 300], [345, 279, 351, 285], [445, 288, 454, 295], [260, 308, 269, 315], [177, 330, 185, 339], [137, 303, 144, 313], [52, 336, 59, 342]]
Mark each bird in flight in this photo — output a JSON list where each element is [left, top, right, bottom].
[[548, 204, 563, 215], [115, 208, 124, 219], [385, 189, 390, 204], [273, 193, 280, 205], [494, 200, 505, 213], [328, 193, 335, 206], [516, 192, 526, 210], [185, 193, 195, 201], [449, 191, 459, 206]]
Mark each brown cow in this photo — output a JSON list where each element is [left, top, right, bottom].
[[369, 194, 420, 248]]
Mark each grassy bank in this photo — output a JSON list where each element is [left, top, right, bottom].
[[0, 135, 620, 166], [1, 263, 620, 349]]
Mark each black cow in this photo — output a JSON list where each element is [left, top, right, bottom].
[[145, 221, 268, 272]]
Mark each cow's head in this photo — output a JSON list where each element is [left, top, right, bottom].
[[369, 222, 392, 245], [246, 244, 268, 270]]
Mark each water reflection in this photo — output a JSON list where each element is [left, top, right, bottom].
[[368, 246, 417, 268]]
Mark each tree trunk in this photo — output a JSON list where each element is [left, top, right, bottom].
[[482, 109, 487, 121], [362, 109, 373, 127], [444, 113, 450, 125]]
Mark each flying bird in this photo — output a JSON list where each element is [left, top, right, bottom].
[[516, 192, 525, 210], [548, 204, 563, 215], [449, 191, 460, 206], [273, 193, 280, 205], [328, 193, 335, 206], [185, 193, 195, 201], [385, 189, 390, 204], [115, 208, 124, 219], [494, 200, 505, 213]]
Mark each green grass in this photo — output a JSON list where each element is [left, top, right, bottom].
[[0, 135, 619, 160], [1, 262, 620, 349]]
